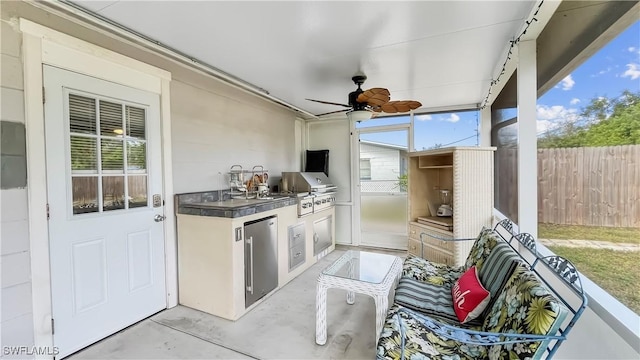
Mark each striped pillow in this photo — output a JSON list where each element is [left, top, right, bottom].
[[394, 277, 483, 327], [477, 242, 523, 318]]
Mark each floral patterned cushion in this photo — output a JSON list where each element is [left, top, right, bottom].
[[402, 255, 464, 288], [481, 263, 568, 360], [377, 304, 486, 360], [464, 228, 501, 272]]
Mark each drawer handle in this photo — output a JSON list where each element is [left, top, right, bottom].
[[294, 252, 301, 258]]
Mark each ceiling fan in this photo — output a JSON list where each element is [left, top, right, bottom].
[[306, 74, 422, 119]]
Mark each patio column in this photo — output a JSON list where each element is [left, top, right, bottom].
[[479, 107, 492, 147], [517, 39, 538, 237]]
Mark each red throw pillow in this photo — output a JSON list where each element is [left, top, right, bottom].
[[451, 266, 491, 323]]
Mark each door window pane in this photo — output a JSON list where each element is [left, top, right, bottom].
[[101, 139, 124, 172], [72, 177, 99, 214], [359, 129, 409, 249], [128, 176, 148, 208], [69, 94, 96, 134], [102, 176, 125, 211], [71, 136, 97, 172], [99, 100, 123, 136], [68, 92, 149, 215], [126, 106, 146, 139], [127, 141, 146, 171]]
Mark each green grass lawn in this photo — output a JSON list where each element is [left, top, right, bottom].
[[539, 223, 640, 244], [548, 246, 640, 315]]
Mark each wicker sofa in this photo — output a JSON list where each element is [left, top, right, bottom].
[[376, 220, 587, 360]]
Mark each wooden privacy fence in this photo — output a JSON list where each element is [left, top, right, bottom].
[[538, 145, 640, 228]]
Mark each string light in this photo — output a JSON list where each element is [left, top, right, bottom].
[[480, 0, 544, 110]]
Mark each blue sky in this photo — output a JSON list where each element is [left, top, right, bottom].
[[536, 20, 640, 135], [360, 20, 639, 150]]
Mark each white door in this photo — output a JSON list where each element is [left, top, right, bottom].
[[358, 127, 410, 250], [44, 65, 166, 358]]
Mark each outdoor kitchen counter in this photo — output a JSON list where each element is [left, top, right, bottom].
[[177, 195, 297, 218], [175, 190, 335, 321]]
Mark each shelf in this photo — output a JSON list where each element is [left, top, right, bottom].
[[418, 165, 453, 169], [229, 170, 270, 174], [408, 147, 495, 266], [416, 153, 453, 168]]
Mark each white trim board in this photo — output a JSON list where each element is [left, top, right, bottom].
[[19, 19, 171, 82], [20, 19, 176, 357]]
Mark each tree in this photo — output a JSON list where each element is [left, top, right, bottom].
[[538, 90, 640, 148]]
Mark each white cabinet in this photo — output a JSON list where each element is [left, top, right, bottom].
[[177, 205, 336, 321], [177, 205, 297, 321], [408, 147, 495, 266]]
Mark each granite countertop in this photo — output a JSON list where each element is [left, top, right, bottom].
[[177, 193, 297, 218]]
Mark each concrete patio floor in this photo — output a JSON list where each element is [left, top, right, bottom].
[[69, 246, 404, 359]]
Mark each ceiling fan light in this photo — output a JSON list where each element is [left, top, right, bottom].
[[347, 110, 373, 122]]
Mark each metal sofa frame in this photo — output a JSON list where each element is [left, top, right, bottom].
[[397, 218, 588, 359]]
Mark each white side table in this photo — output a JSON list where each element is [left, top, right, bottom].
[[315, 250, 402, 345]]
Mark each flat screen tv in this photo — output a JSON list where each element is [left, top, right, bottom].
[[305, 150, 329, 176]]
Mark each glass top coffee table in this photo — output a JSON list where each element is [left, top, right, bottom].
[[315, 250, 402, 345]]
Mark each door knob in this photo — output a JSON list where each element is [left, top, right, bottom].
[[154, 214, 166, 222]]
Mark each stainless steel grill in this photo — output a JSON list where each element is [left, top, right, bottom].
[[281, 172, 337, 217]]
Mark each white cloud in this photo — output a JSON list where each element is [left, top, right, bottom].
[[536, 104, 580, 134], [628, 46, 638, 53], [416, 113, 459, 123], [537, 105, 579, 122], [591, 67, 612, 77], [560, 75, 575, 90], [569, 98, 580, 105], [622, 63, 640, 80], [537, 119, 555, 134], [446, 114, 460, 123]]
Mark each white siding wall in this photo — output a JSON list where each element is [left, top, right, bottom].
[[170, 80, 297, 194], [0, 3, 300, 356], [307, 120, 352, 244], [359, 143, 400, 181], [0, 14, 35, 354]]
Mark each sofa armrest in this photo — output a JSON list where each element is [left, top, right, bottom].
[[396, 307, 565, 346]]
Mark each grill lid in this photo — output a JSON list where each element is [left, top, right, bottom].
[[281, 172, 336, 193], [299, 172, 332, 189]]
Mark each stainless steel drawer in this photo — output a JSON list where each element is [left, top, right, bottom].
[[288, 223, 305, 248], [289, 243, 305, 271]]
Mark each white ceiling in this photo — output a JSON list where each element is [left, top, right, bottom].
[[73, 1, 537, 118]]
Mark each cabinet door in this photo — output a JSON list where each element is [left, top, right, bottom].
[[313, 216, 332, 255], [244, 216, 278, 308], [408, 238, 422, 257]]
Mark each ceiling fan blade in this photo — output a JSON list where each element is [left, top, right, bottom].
[[315, 109, 349, 117], [380, 100, 422, 113], [357, 88, 390, 107], [305, 98, 351, 108]]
